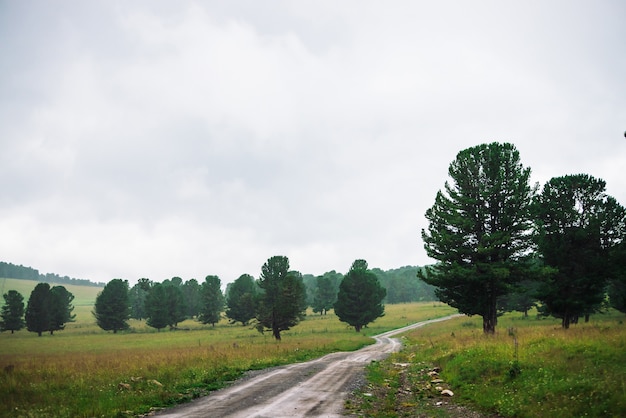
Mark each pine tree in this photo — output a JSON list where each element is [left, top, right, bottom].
[[226, 274, 257, 326], [334, 260, 386, 332], [420, 142, 536, 334], [533, 174, 626, 327], [25, 283, 51, 337], [93, 279, 131, 333], [49, 286, 75, 335], [198, 275, 224, 326], [256, 256, 307, 340], [1, 290, 25, 333], [145, 283, 170, 331], [311, 276, 336, 315]]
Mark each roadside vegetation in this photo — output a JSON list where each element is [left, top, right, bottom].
[[349, 309, 626, 417], [0, 301, 455, 418]]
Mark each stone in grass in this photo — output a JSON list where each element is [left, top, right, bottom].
[[393, 363, 410, 368], [441, 389, 454, 397]]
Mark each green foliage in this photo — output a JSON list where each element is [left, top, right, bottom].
[[198, 275, 224, 326], [384, 266, 436, 303], [1, 290, 25, 333], [23, 283, 75, 336], [420, 142, 536, 334], [356, 312, 626, 418], [311, 275, 336, 315], [226, 274, 258, 325], [182, 278, 202, 318], [0, 261, 40, 280], [334, 259, 386, 332], [25, 283, 52, 336], [129, 279, 150, 320], [93, 279, 131, 333], [163, 279, 187, 327], [498, 278, 540, 317], [0, 261, 104, 287], [303, 267, 439, 305], [49, 286, 76, 335], [256, 256, 307, 340], [145, 283, 171, 331], [532, 174, 626, 328]]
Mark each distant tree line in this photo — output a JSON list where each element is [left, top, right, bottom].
[[301, 266, 437, 308], [420, 142, 626, 333], [0, 261, 105, 287], [1, 256, 431, 338], [88, 256, 385, 339]]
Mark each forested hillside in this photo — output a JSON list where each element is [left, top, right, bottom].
[[0, 261, 105, 287], [302, 265, 437, 305]]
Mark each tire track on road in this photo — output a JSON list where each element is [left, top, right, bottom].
[[156, 314, 462, 418]]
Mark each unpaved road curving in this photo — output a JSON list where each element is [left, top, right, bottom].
[[156, 314, 462, 418]]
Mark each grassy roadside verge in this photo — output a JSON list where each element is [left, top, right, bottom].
[[348, 310, 626, 417], [0, 303, 455, 417]]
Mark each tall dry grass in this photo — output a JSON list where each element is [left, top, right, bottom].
[[0, 302, 456, 417]]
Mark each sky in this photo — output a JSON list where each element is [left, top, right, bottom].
[[1, 1, 625, 285]]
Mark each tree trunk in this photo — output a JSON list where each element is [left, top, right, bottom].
[[482, 315, 496, 334], [113, 329, 118, 334], [483, 297, 497, 334], [273, 327, 281, 340], [355, 325, 362, 332], [562, 314, 571, 329]]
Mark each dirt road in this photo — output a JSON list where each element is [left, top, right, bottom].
[[156, 314, 461, 418]]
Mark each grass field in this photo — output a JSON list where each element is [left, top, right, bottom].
[[0, 296, 456, 418], [349, 310, 626, 417], [8, 278, 624, 417], [0, 278, 102, 313]]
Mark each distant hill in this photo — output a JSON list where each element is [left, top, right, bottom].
[[0, 261, 105, 288], [0, 277, 102, 308]]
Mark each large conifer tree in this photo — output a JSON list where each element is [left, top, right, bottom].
[[532, 174, 626, 328], [256, 256, 307, 340], [1, 290, 25, 333], [226, 274, 258, 326], [49, 286, 75, 335], [93, 279, 131, 333], [420, 142, 536, 334], [198, 275, 224, 326], [311, 276, 337, 315], [334, 259, 386, 332], [145, 283, 170, 331], [25, 283, 51, 337]]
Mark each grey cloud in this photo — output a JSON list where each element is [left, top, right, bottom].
[[1, 1, 624, 283]]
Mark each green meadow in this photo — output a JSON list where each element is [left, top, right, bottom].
[[350, 310, 626, 417], [0, 287, 456, 418], [0, 278, 102, 312], [5, 278, 626, 418]]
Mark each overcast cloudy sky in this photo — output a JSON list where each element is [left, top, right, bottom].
[[1, 1, 624, 285]]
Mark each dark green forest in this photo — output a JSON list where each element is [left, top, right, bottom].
[[2, 261, 438, 305], [0, 261, 105, 287]]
